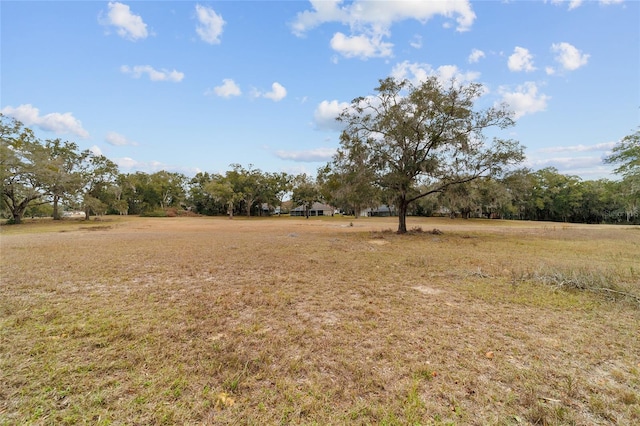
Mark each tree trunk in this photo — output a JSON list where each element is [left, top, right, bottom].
[[228, 202, 234, 219], [397, 200, 408, 234], [84, 206, 91, 221], [4, 194, 39, 224], [52, 195, 61, 220], [11, 211, 22, 224]]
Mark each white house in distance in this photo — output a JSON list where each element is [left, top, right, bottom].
[[62, 211, 86, 219], [360, 205, 394, 217], [290, 202, 335, 217]]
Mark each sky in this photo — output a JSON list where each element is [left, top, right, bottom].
[[1, 0, 638, 180]]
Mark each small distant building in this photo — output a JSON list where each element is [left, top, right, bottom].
[[62, 211, 86, 219], [361, 205, 394, 217], [290, 202, 335, 217]]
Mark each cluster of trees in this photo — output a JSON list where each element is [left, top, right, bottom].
[[319, 77, 638, 230], [411, 166, 638, 224], [2, 76, 638, 229], [0, 115, 302, 223], [1, 116, 119, 224], [1, 114, 330, 223]]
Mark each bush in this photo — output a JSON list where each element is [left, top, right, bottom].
[[140, 209, 168, 217]]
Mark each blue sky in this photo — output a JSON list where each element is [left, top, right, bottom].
[[1, 0, 638, 179]]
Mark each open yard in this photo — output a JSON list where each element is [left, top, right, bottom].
[[1, 216, 639, 425]]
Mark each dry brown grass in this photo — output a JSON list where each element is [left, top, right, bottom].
[[1, 216, 639, 425]]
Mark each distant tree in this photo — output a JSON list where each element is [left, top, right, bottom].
[[188, 172, 224, 215], [605, 129, 639, 222], [318, 135, 379, 217], [575, 179, 611, 224], [475, 178, 512, 219], [616, 178, 639, 223], [605, 129, 640, 179], [333, 77, 524, 233], [501, 168, 537, 220], [79, 153, 119, 220], [262, 172, 293, 214], [227, 164, 264, 217], [291, 174, 321, 218], [531, 168, 583, 222], [117, 172, 146, 214], [205, 175, 243, 219], [438, 181, 477, 219], [1, 114, 47, 223], [149, 171, 187, 209], [40, 139, 86, 220]]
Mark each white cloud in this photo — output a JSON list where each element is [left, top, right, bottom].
[[1, 104, 89, 138], [101, 2, 148, 41], [275, 147, 336, 162], [89, 145, 103, 156], [547, 0, 583, 10], [313, 100, 350, 131], [410, 35, 423, 49], [291, 0, 347, 35], [330, 32, 393, 59], [195, 4, 225, 45], [291, 0, 475, 59], [551, 42, 589, 71], [527, 156, 597, 169], [115, 156, 201, 175], [437, 64, 480, 83], [508, 46, 536, 72], [468, 48, 485, 63], [254, 82, 287, 102], [121, 65, 184, 82], [568, 0, 583, 10], [116, 156, 139, 169], [547, 0, 622, 10], [498, 82, 550, 120], [538, 142, 616, 153], [391, 61, 480, 86], [207, 79, 241, 98], [525, 154, 615, 178], [292, 0, 476, 35], [314, 64, 482, 133], [114, 157, 166, 172], [105, 131, 137, 146]]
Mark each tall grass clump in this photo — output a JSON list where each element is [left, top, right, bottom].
[[514, 265, 640, 306]]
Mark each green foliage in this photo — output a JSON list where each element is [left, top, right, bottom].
[[80, 153, 119, 220], [228, 163, 264, 217], [3, 113, 637, 226], [187, 172, 225, 215], [140, 209, 168, 217], [25, 202, 54, 218], [291, 174, 322, 218], [1, 114, 54, 223], [500, 167, 638, 224], [205, 176, 241, 218], [605, 129, 640, 222], [116, 171, 185, 216], [605, 129, 640, 179], [330, 77, 524, 232], [197, 166, 293, 217]]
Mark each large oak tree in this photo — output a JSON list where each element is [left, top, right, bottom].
[[1, 115, 48, 223], [334, 77, 524, 233]]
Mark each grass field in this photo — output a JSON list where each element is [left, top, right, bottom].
[[1, 216, 639, 425]]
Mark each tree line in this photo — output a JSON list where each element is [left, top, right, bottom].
[[2, 77, 638, 228]]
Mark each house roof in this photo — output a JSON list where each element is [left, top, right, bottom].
[[362, 205, 393, 213], [291, 202, 334, 212]]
